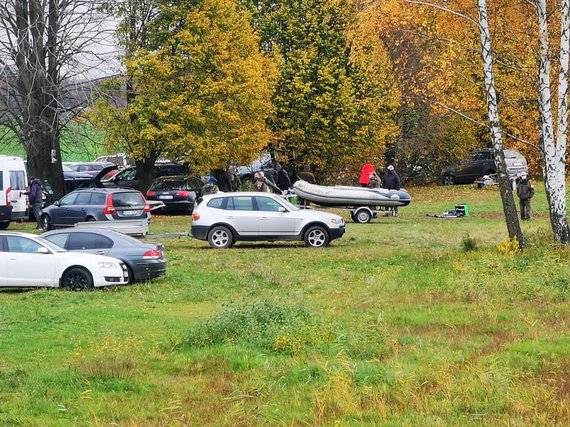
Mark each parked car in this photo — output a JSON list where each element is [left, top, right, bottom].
[[100, 163, 189, 192], [42, 229, 166, 282], [63, 162, 114, 177], [146, 175, 203, 213], [191, 192, 345, 248], [94, 153, 135, 167], [40, 188, 150, 231], [0, 231, 129, 290], [441, 149, 528, 185]]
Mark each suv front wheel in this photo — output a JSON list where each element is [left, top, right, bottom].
[[442, 175, 455, 186], [304, 226, 330, 248], [207, 225, 234, 249]]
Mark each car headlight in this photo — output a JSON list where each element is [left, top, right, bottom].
[[330, 217, 341, 224], [98, 261, 119, 269]]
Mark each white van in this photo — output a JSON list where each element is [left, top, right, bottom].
[[0, 156, 29, 229]]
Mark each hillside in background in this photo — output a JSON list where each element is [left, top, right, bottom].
[[0, 122, 108, 162]]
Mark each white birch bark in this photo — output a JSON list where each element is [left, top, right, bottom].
[[477, 0, 524, 246], [536, 0, 570, 244]]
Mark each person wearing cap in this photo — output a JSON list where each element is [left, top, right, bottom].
[[382, 165, 400, 190], [382, 165, 401, 216], [516, 173, 535, 220], [201, 176, 219, 196]]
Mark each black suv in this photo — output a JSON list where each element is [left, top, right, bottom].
[[442, 149, 528, 185], [100, 163, 189, 191], [40, 188, 149, 231]]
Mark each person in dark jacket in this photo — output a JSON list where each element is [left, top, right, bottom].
[[516, 173, 535, 220], [275, 162, 291, 191], [28, 177, 43, 229], [382, 165, 401, 190], [212, 169, 233, 192], [382, 165, 401, 216]]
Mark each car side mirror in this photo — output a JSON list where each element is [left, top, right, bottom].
[[37, 247, 50, 254], [278, 206, 287, 213], [53, 200, 60, 206]]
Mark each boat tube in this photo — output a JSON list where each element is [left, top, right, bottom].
[[292, 180, 412, 208]]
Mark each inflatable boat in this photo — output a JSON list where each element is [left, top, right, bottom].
[[292, 180, 411, 208]]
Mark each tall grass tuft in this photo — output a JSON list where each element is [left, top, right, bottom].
[[185, 300, 334, 354], [462, 233, 478, 251]]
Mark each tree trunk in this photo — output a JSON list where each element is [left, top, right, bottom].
[[536, 0, 570, 244], [136, 155, 158, 195], [477, 0, 525, 248]]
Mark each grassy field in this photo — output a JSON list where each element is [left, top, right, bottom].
[[1, 183, 569, 426]]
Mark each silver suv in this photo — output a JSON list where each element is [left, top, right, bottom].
[[442, 149, 528, 185], [191, 192, 345, 248]]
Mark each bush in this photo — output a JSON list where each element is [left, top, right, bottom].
[[186, 300, 333, 354]]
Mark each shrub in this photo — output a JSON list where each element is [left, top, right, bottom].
[[186, 300, 334, 354], [462, 233, 478, 251]]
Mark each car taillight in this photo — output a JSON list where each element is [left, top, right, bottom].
[[176, 191, 190, 198], [147, 190, 156, 197], [103, 193, 117, 215], [144, 200, 151, 213], [6, 187, 11, 207], [143, 248, 161, 259], [192, 212, 200, 221]]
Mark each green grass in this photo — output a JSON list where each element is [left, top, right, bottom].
[[1, 183, 569, 426]]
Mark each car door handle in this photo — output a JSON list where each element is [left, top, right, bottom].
[[96, 250, 105, 255], [226, 216, 234, 219]]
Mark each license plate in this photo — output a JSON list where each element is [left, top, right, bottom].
[[512, 162, 522, 166], [123, 210, 139, 216], [160, 195, 173, 200]]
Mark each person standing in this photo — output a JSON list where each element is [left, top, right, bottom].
[[382, 165, 401, 216], [28, 177, 43, 229], [359, 163, 375, 187], [298, 165, 316, 184], [275, 162, 291, 191], [516, 173, 535, 220], [254, 171, 272, 193]]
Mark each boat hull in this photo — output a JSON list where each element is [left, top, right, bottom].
[[292, 180, 411, 207]]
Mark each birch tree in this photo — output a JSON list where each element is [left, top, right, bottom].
[[0, 0, 115, 197], [477, 0, 524, 247], [535, 0, 570, 244]]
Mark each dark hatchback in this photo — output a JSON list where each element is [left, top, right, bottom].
[[42, 228, 166, 282], [40, 188, 150, 231], [146, 175, 203, 213]]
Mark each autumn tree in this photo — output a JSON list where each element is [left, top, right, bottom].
[[93, 0, 276, 192], [0, 0, 115, 197], [241, 0, 399, 183]]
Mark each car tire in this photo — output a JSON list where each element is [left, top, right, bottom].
[[41, 214, 53, 231], [62, 267, 94, 291], [304, 226, 330, 248], [207, 225, 234, 249], [442, 175, 455, 186], [86, 216, 96, 222], [0, 222, 9, 230], [353, 209, 372, 224]]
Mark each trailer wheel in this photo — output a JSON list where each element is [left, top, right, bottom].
[[353, 208, 372, 224]]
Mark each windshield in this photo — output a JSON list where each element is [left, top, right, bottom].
[[278, 196, 300, 211], [151, 179, 186, 190], [36, 236, 67, 253]]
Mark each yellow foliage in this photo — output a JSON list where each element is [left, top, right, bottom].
[[496, 237, 522, 255]]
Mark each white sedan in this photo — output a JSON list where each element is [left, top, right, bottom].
[[0, 232, 129, 290]]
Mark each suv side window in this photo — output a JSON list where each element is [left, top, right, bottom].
[[90, 193, 106, 205], [255, 196, 283, 212], [68, 232, 114, 250], [206, 198, 224, 209], [228, 196, 254, 211], [117, 168, 137, 181], [59, 193, 79, 206], [75, 192, 92, 205]]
